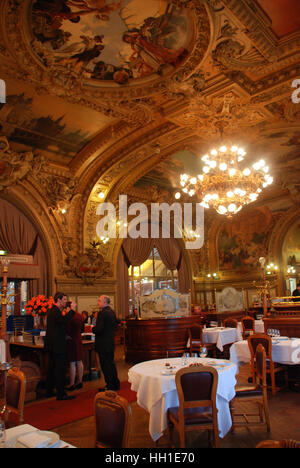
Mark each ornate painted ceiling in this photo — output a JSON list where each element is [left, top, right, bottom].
[[0, 0, 299, 274]]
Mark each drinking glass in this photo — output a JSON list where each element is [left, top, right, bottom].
[[181, 352, 190, 366], [199, 346, 208, 358], [0, 419, 6, 448], [192, 353, 198, 363]]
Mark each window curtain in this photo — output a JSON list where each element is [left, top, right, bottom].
[[0, 199, 48, 296], [117, 237, 191, 318]]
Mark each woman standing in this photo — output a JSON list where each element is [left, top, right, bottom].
[[66, 301, 85, 391]]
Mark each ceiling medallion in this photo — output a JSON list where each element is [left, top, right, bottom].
[[176, 144, 273, 217]]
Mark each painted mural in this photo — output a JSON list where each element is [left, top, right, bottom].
[[218, 208, 273, 270], [0, 79, 110, 159], [31, 0, 191, 83], [284, 223, 300, 265]]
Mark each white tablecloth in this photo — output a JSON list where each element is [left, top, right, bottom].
[[203, 327, 243, 352], [4, 424, 75, 448], [237, 320, 264, 336], [0, 339, 6, 363], [230, 338, 300, 366], [128, 357, 237, 442]]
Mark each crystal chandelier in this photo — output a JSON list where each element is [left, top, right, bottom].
[[176, 145, 273, 216]]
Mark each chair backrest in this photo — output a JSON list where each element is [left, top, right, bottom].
[[256, 439, 300, 448], [224, 318, 238, 328], [241, 316, 255, 331], [248, 333, 272, 360], [255, 343, 267, 387], [188, 324, 203, 342], [13, 317, 26, 337], [94, 390, 131, 448], [6, 367, 26, 424], [175, 366, 218, 417]]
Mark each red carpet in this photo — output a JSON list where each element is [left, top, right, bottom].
[[23, 382, 137, 430]]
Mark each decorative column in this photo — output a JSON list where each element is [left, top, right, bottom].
[[0, 253, 12, 422]]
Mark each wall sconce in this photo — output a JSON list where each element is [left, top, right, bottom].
[[287, 265, 296, 274], [207, 272, 220, 280], [266, 263, 279, 275]]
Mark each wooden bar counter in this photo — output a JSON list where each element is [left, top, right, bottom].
[[125, 316, 201, 363]]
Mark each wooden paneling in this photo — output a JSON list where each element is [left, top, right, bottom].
[[124, 317, 202, 363]]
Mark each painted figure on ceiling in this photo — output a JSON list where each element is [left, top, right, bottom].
[[123, 30, 187, 76]]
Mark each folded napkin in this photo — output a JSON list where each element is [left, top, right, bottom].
[[18, 432, 53, 448]]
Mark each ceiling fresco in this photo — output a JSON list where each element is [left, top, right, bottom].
[[0, 0, 299, 248], [31, 0, 192, 84]]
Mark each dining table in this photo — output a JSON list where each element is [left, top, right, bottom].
[[128, 356, 238, 442], [202, 327, 243, 352], [230, 337, 300, 366], [3, 423, 75, 448]]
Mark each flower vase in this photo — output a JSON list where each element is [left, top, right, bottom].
[[38, 315, 47, 330]]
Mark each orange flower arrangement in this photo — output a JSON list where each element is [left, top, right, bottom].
[[25, 295, 55, 316]]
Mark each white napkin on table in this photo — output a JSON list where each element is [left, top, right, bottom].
[[18, 432, 53, 448]]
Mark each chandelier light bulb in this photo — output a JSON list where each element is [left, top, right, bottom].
[[243, 168, 251, 176], [178, 143, 272, 216]]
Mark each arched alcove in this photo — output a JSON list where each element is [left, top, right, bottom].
[[0, 198, 50, 305]]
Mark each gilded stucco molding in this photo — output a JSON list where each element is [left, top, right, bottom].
[[0, 0, 211, 116]]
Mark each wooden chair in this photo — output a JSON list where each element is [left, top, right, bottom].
[[167, 366, 219, 448], [188, 324, 216, 357], [4, 367, 26, 427], [241, 316, 255, 340], [13, 317, 26, 338], [224, 318, 238, 328], [248, 333, 288, 396], [256, 439, 300, 448], [230, 344, 270, 432], [94, 390, 131, 448]]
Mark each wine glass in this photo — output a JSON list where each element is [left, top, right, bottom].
[[199, 346, 207, 359], [0, 419, 6, 448]]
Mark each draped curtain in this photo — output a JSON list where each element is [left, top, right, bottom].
[[117, 237, 191, 318], [0, 199, 48, 296]]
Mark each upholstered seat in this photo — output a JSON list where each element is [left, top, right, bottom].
[[248, 333, 288, 395], [94, 390, 131, 448], [224, 318, 238, 328], [167, 406, 214, 425], [241, 316, 255, 340], [5, 367, 26, 427], [230, 344, 271, 432], [188, 324, 216, 357], [167, 365, 219, 448]]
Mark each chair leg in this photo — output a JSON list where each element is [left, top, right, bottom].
[[179, 427, 185, 448], [168, 420, 174, 448], [264, 400, 271, 432], [270, 370, 276, 396]]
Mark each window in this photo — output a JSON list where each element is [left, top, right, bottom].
[[0, 280, 28, 316], [128, 247, 178, 313]]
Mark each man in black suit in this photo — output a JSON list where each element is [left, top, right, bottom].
[[93, 295, 120, 391], [292, 283, 300, 302], [45, 292, 76, 400]]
